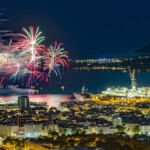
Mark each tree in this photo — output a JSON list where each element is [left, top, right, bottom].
[[132, 125, 141, 135], [62, 128, 68, 136], [76, 129, 85, 135], [116, 125, 125, 133]]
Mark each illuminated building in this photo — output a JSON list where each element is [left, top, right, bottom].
[[113, 117, 122, 127], [0, 124, 46, 138], [18, 96, 30, 110], [141, 126, 150, 135]]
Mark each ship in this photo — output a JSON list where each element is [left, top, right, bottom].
[[102, 68, 150, 98], [73, 85, 91, 101], [102, 87, 150, 98]]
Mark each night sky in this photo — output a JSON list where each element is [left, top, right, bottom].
[[1, 0, 150, 58]]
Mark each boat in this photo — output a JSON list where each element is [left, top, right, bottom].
[[73, 85, 91, 101]]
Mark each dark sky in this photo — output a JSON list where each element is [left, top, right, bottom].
[[1, 0, 150, 58]]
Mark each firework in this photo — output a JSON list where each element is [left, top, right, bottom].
[[10, 26, 45, 84], [36, 41, 69, 81], [46, 42, 68, 72], [0, 26, 69, 86], [14, 26, 45, 61]]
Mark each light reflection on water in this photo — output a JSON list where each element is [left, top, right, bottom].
[[0, 94, 72, 108], [29, 94, 72, 108], [0, 70, 149, 107]]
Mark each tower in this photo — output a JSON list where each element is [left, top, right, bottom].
[[129, 68, 137, 89]]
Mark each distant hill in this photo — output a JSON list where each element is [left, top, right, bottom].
[[138, 44, 150, 54]]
